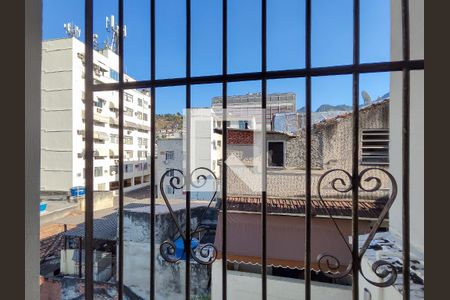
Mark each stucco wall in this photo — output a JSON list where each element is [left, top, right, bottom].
[[389, 0, 424, 253], [123, 206, 211, 299], [211, 264, 351, 300]]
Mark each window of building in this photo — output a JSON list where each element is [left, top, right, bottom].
[[94, 98, 106, 108], [135, 176, 142, 185], [124, 107, 133, 117], [239, 120, 249, 130], [97, 183, 106, 191], [124, 178, 132, 187], [94, 167, 103, 177], [135, 163, 142, 171], [166, 168, 175, 177], [109, 181, 119, 191], [124, 136, 133, 145], [143, 162, 148, 170], [136, 111, 143, 120], [138, 150, 147, 159], [138, 98, 143, 107], [165, 151, 174, 160], [125, 92, 133, 103], [268, 141, 284, 167], [109, 68, 119, 81], [125, 164, 133, 173], [143, 113, 148, 121], [110, 134, 119, 144], [361, 129, 389, 165], [143, 175, 150, 183], [110, 165, 118, 175], [125, 150, 133, 159]]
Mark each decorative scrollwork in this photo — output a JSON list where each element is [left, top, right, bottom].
[[191, 243, 218, 265], [317, 254, 353, 279], [160, 240, 182, 263], [159, 167, 219, 265], [360, 259, 398, 287], [317, 167, 398, 288]]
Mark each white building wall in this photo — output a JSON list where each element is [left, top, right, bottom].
[[360, 1, 424, 299], [41, 37, 151, 193], [41, 38, 74, 191], [389, 0, 424, 253], [156, 138, 184, 200], [211, 262, 351, 300]]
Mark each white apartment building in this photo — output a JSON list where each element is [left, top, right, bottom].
[[41, 37, 151, 193]]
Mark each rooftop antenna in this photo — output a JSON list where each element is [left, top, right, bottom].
[[64, 22, 81, 39], [105, 15, 127, 53], [361, 90, 372, 106]]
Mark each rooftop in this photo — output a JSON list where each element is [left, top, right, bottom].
[[225, 195, 386, 219]]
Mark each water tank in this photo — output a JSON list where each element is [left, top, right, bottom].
[[70, 186, 86, 197]]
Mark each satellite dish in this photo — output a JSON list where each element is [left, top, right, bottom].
[[361, 90, 372, 105]]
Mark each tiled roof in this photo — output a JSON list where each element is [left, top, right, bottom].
[[226, 195, 386, 219]]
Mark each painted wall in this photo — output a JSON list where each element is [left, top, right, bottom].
[[123, 206, 211, 299], [389, 0, 424, 253], [211, 264, 351, 300], [25, 0, 42, 298]]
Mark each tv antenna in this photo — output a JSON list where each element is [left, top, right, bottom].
[[361, 90, 372, 106], [64, 22, 81, 39], [105, 15, 127, 53]]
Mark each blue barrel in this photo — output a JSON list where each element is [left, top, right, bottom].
[[70, 186, 86, 197], [174, 237, 200, 260], [40, 202, 47, 213]]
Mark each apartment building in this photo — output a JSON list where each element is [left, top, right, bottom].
[[212, 92, 296, 131], [41, 37, 151, 193]]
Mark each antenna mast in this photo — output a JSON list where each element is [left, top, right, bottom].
[[105, 15, 127, 53], [64, 22, 81, 39]]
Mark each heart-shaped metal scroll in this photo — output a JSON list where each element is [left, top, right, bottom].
[[316, 167, 398, 287], [159, 167, 218, 265]]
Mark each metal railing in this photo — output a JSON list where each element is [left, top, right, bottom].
[[83, 0, 423, 299]]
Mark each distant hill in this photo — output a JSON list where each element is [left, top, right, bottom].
[[155, 113, 183, 131], [297, 104, 352, 113]]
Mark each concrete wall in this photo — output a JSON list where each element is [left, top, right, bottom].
[[211, 264, 351, 300], [389, 0, 424, 253], [25, 0, 42, 298], [40, 38, 74, 191], [123, 206, 211, 299]]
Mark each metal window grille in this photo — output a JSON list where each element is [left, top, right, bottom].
[[83, 0, 424, 299]]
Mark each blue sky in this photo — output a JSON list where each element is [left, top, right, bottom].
[[43, 0, 391, 114]]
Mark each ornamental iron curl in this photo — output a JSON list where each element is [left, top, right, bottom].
[[159, 167, 218, 265], [317, 168, 398, 288]]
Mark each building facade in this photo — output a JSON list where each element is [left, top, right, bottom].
[[41, 37, 151, 193]]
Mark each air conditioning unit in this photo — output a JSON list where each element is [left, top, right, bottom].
[[127, 130, 132, 134], [111, 171, 117, 175], [96, 108, 102, 113]]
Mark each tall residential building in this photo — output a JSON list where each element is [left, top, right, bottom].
[[41, 37, 151, 193]]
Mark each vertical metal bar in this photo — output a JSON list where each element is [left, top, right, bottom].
[[351, 1, 360, 299], [84, 0, 94, 298], [79, 237, 83, 278], [401, 0, 410, 299], [150, 0, 156, 299], [64, 224, 68, 251], [261, 0, 267, 299], [185, 0, 192, 299], [118, 0, 125, 298], [221, 1, 228, 299], [304, 0, 312, 298]]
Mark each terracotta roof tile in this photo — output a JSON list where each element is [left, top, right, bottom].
[[226, 195, 385, 219]]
